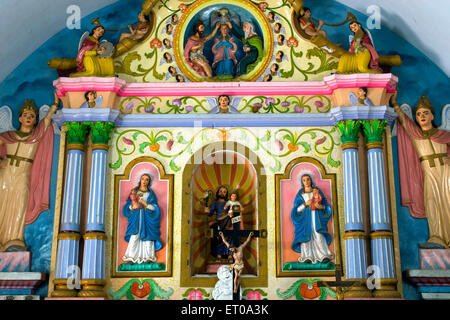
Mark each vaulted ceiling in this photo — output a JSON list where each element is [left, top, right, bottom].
[[0, 0, 448, 83]]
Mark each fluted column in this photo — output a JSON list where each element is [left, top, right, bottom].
[[336, 120, 371, 298], [52, 122, 89, 297], [362, 120, 400, 298], [78, 122, 115, 298]]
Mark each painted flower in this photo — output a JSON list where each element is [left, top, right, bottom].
[[265, 97, 275, 107], [247, 291, 262, 300], [166, 139, 174, 151], [150, 38, 162, 49], [122, 137, 133, 145], [252, 103, 262, 113], [299, 282, 321, 300], [288, 142, 298, 152], [131, 281, 150, 298], [149, 143, 160, 152], [316, 136, 326, 145], [218, 128, 230, 141], [172, 99, 182, 107], [125, 101, 134, 110], [275, 140, 284, 151], [281, 101, 290, 107], [258, 2, 269, 11], [294, 104, 304, 113], [178, 4, 188, 13], [145, 104, 154, 113], [287, 37, 299, 48], [188, 290, 203, 300], [314, 100, 324, 108], [185, 105, 193, 112]]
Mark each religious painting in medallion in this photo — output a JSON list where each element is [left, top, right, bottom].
[[112, 157, 173, 277], [275, 157, 342, 277], [173, 0, 273, 82]]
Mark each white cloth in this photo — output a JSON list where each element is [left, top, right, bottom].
[[122, 191, 157, 264], [297, 192, 334, 264]]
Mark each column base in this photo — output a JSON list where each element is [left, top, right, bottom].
[[77, 280, 106, 298], [51, 279, 78, 297], [372, 279, 401, 298], [343, 279, 372, 299]]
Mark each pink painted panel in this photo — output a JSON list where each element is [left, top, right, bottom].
[[280, 162, 335, 264], [116, 161, 169, 269]]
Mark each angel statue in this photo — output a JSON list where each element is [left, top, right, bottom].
[[391, 92, 450, 249], [207, 95, 242, 114], [0, 92, 60, 252]]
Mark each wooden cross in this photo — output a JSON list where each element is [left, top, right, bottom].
[[317, 264, 361, 300]]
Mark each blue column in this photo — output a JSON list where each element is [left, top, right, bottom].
[[336, 121, 371, 298], [52, 142, 86, 297], [363, 120, 400, 298], [79, 144, 109, 297]]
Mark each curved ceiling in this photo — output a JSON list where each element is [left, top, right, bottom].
[[0, 0, 448, 83]]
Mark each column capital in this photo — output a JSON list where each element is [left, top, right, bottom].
[[335, 120, 362, 145], [361, 120, 388, 144], [64, 121, 90, 145], [89, 121, 115, 145]]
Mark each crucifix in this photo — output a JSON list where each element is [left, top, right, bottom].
[[317, 264, 361, 300]]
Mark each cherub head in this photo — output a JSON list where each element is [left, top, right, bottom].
[[355, 87, 368, 100], [163, 38, 171, 48], [270, 63, 279, 75], [268, 11, 275, 22], [218, 94, 231, 111], [263, 74, 272, 82], [274, 22, 282, 33], [277, 34, 285, 45], [166, 23, 173, 34], [163, 52, 173, 63], [171, 14, 179, 24], [84, 90, 97, 103], [276, 50, 284, 62], [168, 66, 177, 76], [176, 74, 185, 82]]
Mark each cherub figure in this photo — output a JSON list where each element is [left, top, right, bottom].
[[130, 189, 142, 210], [263, 74, 272, 82], [219, 231, 254, 293], [176, 74, 185, 82], [207, 95, 242, 114], [163, 38, 172, 49], [276, 34, 285, 46], [224, 191, 243, 216], [270, 63, 279, 77], [349, 87, 374, 106], [310, 187, 323, 211], [80, 90, 103, 109], [273, 22, 285, 35]]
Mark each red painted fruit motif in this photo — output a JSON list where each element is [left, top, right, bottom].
[[299, 282, 321, 300], [131, 281, 151, 298]]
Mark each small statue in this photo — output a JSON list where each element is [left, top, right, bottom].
[[212, 265, 235, 300], [298, 7, 327, 39], [337, 20, 382, 74], [310, 187, 323, 211], [219, 231, 254, 293], [224, 191, 244, 218]]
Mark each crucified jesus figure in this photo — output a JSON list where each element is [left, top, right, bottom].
[[219, 231, 254, 293]]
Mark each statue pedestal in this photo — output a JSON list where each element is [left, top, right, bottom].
[[406, 249, 450, 300], [0, 252, 46, 300]]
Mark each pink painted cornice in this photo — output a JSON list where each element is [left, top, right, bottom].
[[54, 73, 398, 97]]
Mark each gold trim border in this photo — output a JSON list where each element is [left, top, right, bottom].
[[370, 231, 393, 240], [366, 142, 383, 149], [343, 231, 367, 240], [275, 156, 342, 277], [84, 232, 108, 241], [341, 142, 358, 150], [57, 232, 81, 241], [67, 143, 85, 151], [92, 143, 109, 151]]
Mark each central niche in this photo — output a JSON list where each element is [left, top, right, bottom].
[[180, 142, 267, 287]]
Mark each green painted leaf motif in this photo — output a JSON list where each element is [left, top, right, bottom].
[[306, 131, 317, 139], [293, 50, 303, 58], [282, 134, 293, 143], [109, 157, 122, 169], [132, 131, 143, 140], [298, 142, 311, 153], [327, 152, 341, 168], [270, 160, 281, 172], [144, 50, 156, 59], [170, 159, 181, 172], [276, 280, 302, 300], [201, 130, 209, 142], [260, 130, 271, 142], [121, 52, 143, 76], [155, 135, 168, 143], [139, 142, 151, 154], [177, 134, 189, 144]]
